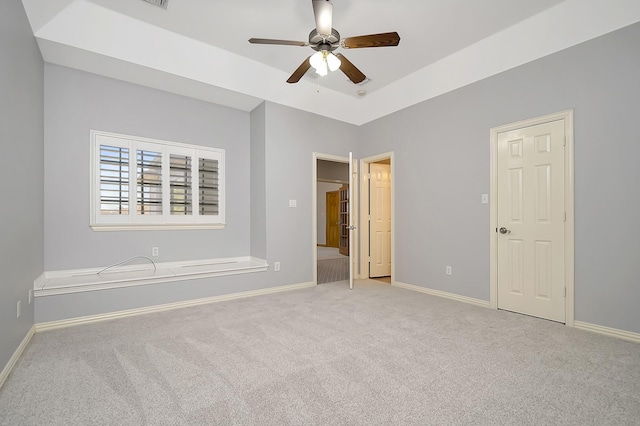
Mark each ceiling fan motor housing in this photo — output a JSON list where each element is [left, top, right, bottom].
[[309, 29, 341, 52]]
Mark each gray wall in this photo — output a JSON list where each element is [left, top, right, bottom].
[[44, 65, 252, 270], [250, 103, 267, 259], [36, 74, 359, 322], [263, 102, 359, 286], [0, 0, 44, 370], [359, 22, 640, 334]]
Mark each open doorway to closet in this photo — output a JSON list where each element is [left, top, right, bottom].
[[360, 153, 393, 284], [315, 157, 350, 284]]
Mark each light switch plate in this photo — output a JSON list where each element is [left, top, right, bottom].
[[289, 200, 297, 208], [481, 194, 489, 204]]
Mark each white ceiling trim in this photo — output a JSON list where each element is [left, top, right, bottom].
[[30, 0, 640, 125], [360, 0, 640, 124], [35, 1, 365, 122], [36, 38, 264, 112]]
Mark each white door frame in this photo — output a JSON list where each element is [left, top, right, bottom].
[[312, 152, 355, 285], [359, 152, 395, 282], [489, 110, 574, 326]]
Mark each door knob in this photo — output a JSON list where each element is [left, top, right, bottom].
[[499, 227, 511, 234]]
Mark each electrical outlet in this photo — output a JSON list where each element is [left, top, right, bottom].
[[445, 266, 452, 276], [17, 300, 21, 318], [28, 289, 33, 305], [152, 247, 159, 257], [274, 261, 281, 271]]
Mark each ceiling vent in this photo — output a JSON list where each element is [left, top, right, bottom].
[[142, 0, 168, 9]]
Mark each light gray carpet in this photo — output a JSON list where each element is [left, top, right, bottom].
[[317, 258, 349, 284], [1, 280, 639, 425]]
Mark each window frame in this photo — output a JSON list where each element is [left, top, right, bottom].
[[90, 130, 225, 231]]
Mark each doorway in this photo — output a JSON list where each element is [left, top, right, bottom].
[[490, 110, 574, 325], [325, 190, 339, 248], [314, 156, 351, 285], [359, 152, 394, 282]]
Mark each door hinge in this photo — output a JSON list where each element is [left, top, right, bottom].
[[368, 214, 371, 221], [367, 173, 371, 179], [564, 287, 567, 298], [563, 211, 566, 222], [563, 136, 566, 147]]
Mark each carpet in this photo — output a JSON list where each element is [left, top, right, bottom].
[[1, 280, 639, 425], [317, 257, 349, 284]]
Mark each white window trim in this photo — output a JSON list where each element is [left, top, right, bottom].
[[90, 130, 226, 231]]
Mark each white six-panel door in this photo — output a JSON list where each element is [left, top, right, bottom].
[[497, 119, 565, 322], [348, 152, 358, 290], [369, 163, 391, 277]]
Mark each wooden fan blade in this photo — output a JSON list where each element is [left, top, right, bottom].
[[287, 56, 313, 83], [335, 53, 366, 84], [342, 32, 400, 49], [248, 38, 307, 47]]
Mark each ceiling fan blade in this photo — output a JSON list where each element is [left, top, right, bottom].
[[312, 0, 333, 36], [287, 56, 313, 83], [248, 38, 307, 47], [342, 32, 401, 49], [335, 53, 366, 84]]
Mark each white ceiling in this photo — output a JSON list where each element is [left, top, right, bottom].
[[20, 0, 640, 125]]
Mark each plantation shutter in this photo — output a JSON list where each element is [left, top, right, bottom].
[[136, 149, 163, 215], [199, 158, 219, 215], [170, 154, 193, 215], [99, 145, 129, 215], [92, 131, 224, 229]]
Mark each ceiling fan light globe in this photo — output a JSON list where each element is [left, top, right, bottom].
[[326, 52, 341, 72], [315, 61, 328, 76], [309, 51, 325, 71]]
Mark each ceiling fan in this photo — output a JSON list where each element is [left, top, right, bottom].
[[248, 0, 400, 84]]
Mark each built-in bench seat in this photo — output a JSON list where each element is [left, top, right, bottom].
[[34, 256, 268, 297]]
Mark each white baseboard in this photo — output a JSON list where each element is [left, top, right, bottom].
[[393, 281, 491, 308], [36, 281, 315, 332], [0, 325, 35, 390], [574, 321, 640, 344]]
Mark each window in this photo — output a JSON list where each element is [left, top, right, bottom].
[[91, 130, 225, 230]]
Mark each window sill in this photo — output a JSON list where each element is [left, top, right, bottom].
[[34, 256, 267, 297], [90, 223, 226, 231]]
